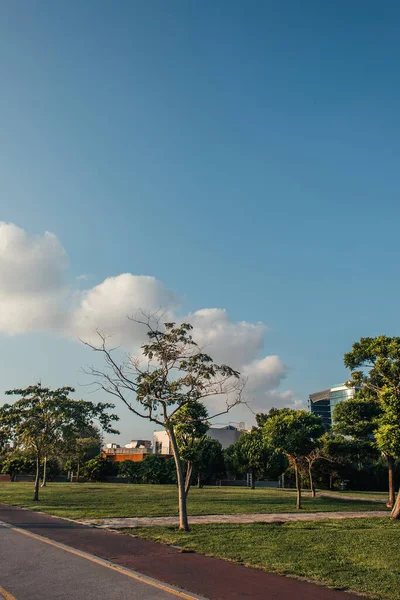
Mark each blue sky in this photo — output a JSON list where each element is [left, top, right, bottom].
[[0, 1, 399, 441]]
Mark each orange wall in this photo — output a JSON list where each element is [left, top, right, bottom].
[[102, 452, 145, 463]]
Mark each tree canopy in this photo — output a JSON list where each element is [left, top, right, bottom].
[[0, 385, 119, 500], [263, 409, 324, 508]]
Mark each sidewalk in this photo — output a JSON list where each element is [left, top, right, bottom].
[[0, 503, 364, 600], [80, 509, 389, 528]]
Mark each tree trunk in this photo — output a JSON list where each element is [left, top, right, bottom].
[[329, 472, 333, 490], [77, 461, 80, 482], [33, 454, 40, 501], [197, 472, 202, 488], [184, 461, 193, 498], [41, 456, 47, 487], [309, 463, 316, 497], [251, 471, 256, 490], [391, 488, 400, 519], [387, 455, 395, 508], [294, 460, 301, 509], [167, 427, 190, 531]]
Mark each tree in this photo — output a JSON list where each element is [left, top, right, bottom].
[[81, 456, 117, 481], [375, 387, 400, 517], [344, 336, 400, 509], [255, 408, 282, 428], [194, 438, 225, 487], [263, 409, 324, 509], [0, 385, 119, 501], [1, 454, 35, 482], [173, 401, 210, 496], [83, 317, 245, 531], [62, 424, 103, 481], [230, 429, 271, 488], [118, 459, 143, 483]]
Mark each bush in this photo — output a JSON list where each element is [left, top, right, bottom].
[[117, 455, 176, 484], [118, 460, 142, 483], [81, 456, 117, 481]]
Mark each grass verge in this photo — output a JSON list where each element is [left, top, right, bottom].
[[0, 482, 389, 519], [129, 518, 400, 600]]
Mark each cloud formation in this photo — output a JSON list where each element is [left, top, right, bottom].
[[0, 223, 69, 333], [0, 222, 301, 415]]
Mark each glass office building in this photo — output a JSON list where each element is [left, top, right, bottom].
[[309, 384, 356, 428]]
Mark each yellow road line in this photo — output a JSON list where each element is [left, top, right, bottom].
[[0, 585, 17, 600], [0, 521, 203, 600]]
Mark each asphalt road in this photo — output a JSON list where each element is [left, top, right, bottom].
[[0, 522, 202, 600]]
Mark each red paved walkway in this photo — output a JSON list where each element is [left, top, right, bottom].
[[0, 504, 360, 600]]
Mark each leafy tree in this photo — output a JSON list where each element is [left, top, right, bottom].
[[0, 385, 119, 501], [140, 454, 177, 484], [118, 459, 143, 483], [1, 454, 35, 482], [194, 438, 225, 487], [62, 424, 103, 481], [83, 317, 244, 531], [230, 429, 271, 488], [81, 456, 117, 481], [344, 336, 400, 510], [118, 455, 176, 484], [263, 409, 324, 509], [173, 401, 209, 496], [333, 397, 381, 440], [255, 408, 282, 428]]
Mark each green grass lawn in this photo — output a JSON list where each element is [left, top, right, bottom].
[[0, 482, 389, 519], [130, 518, 400, 600], [321, 490, 388, 500]]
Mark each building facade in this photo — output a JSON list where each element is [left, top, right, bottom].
[[102, 439, 152, 463], [153, 425, 246, 455], [309, 384, 357, 428]]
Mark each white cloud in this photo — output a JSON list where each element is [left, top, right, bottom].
[[0, 222, 68, 334], [185, 308, 265, 370], [69, 273, 177, 349], [242, 355, 287, 391], [0, 222, 299, 415]]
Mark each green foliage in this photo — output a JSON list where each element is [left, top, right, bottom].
[[1, 455, 35, 480], [117, 460, 143, 483], [136, 322, 241, 418], [333, 398, 381, 439], [263, 409, 324, 461], [255, 408, 282, 428], [344, 336, 400, 390], [173, 401, 210, 463], [81, 456, 117, 481], [0, 385, 119, 459], [194, 438, 225, 481], [43, 457, 62, 481], [344, 336, 400, 467], [0, 384, 119, 499], [62, 424, 102, 473], [229, 429, 272, 477], [118, 455, 176, 484]]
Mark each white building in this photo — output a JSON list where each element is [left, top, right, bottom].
[[125, 440, 152, 449], [153, 424, 246, 455]]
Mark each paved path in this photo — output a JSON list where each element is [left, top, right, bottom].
[[0, 520, 193, 600], [81, 509, 389, 528], [0, 504, 363, 600]]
